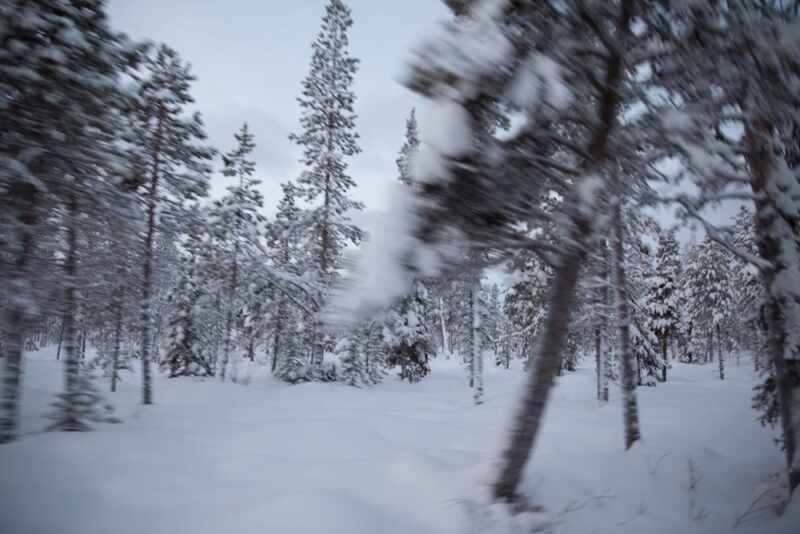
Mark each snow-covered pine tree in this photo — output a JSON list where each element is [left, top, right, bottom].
[[208, 123, 265, 381], [267, 181, 314, 380], [336, 324, 369, 387], [0, 0, 143, 439], [396, 108, 420, 187], [644, 229, 681, 382], [130, 44, 213, 405], [290, 0, 363, 371], [81, 208, 142, 393], [730, 207, 764, 362], [162, 211, 213, 378], [383, 281, 433, 383], [502, 260, 549, 370], [381, 107, 435, 383], [684, 236, 733, 379]]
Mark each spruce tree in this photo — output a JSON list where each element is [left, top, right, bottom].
[[644, 230, 681, 382], [684, 236, 734, 378], [396, 108, 420, 187], [209, 123, 264, 381], [290, 0, 363, 371], [383, 281, 433, 383], [162, 212, 213, 378], [267, 181, 310, 379], [290, 0, 363, 277]]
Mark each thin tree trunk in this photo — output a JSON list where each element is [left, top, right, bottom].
[[221, 228, 240, 382], [661, 336, 668, 382], [272, 298, 285, 373], [614, 199, 641, 450], [471, 277, 483, 406], [596, 243, 610, 402], [595, 328, 604, 400], [111, 290, 123, 393], [221, 306, 234, 383], [439, 297, 450, 357], [80, 327, 87, 360], [56, 317, 66, 361], [717, 323, 725, 380]]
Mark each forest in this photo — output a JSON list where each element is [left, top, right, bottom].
[[1, 1, 800, 533]]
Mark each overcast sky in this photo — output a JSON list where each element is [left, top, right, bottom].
[[108, 0, 448, 215], [107, 0, 740, 249]]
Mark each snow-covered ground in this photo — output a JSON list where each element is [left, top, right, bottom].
[[1, 349, 798, 534]]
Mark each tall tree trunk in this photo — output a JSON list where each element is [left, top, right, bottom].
[[661, 336, 668, 382], [221, 213, 241, 382], [492, 234, 586, 502], [140, 107, 167, 405], [596, 243, 610, 402], [614, 200, 642, 450], [222, 307, 233, 383], [595, 328, 605, 400], [110, 289, 124, 393], [746, 119, 800, 491], [471, 277, 483, 405], [272, 298, 285, 373], [439, 297, 450, 357], [56, 317, 66, 361], [717, 323, 725, 381], [0, 320, 25, 444], [80, 327, 87, 360], [0, 182, 39, 443], [58, 193, 83, 430]]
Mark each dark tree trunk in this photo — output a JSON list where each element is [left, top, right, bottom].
[[80, 328, 87, 360], [110, 289, 124, 393], [717, 324, 725, 381], [56, 317, 66, 361], [614, 200, 642, 450], [0, 322, 25, 444], [0, 182, 39, 444], [57, 192, 85, 431], [492, 235, 586, 502]]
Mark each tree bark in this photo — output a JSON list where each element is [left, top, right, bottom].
[[492, 233, 586, 502], [140, 110, 164, 406], [471, 276, 483, 406], [614, 200, 642, 450], [0, 182, 39, 444], [111, 289, 123, 393], [746, 119, 800, 491], [56, 317, 66, 361], [439, 297, 450, 357], [58, 192, 84, 430], [0, 320, 25, 444], [717, 323, 725, 381]]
